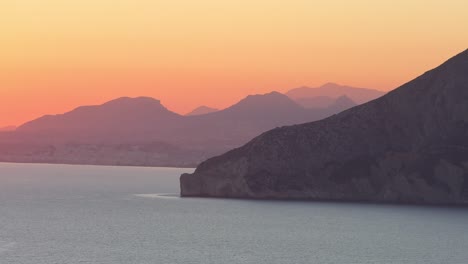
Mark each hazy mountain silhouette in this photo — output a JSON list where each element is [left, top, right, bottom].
[[293, 96, 336, 108], [185, 92, 356, 145], [2, 92, 356, 167], [186, 106, 219, 116], [16, 91, 354, 145], [328, 95, 356, 111], [17, 97, 183, 142], [197, 91, 312, 128], [287, 83, 385, 105], [181, 49, 468, 205]]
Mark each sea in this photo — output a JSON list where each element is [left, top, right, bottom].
[[0, 162, 467, 264]]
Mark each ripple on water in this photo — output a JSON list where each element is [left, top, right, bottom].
[[0, 242, 16, 254]]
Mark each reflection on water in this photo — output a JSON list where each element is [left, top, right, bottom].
[[134, 193, 180, 199]]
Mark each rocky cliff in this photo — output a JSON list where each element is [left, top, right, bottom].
[[181, 49, 468, 205]]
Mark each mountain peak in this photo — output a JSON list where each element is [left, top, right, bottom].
[[286, 83, 385, 104], [104, 96, 162, 106], [320, 82, 341, 88], [218, 91, 304, 118], [334, 95, 355, 104], [17, 96, 180, 133], [244, 91, 284, 99], [186, 105, 219, 116], [329, 95, 357, 110], [235, 91, 299, 108]]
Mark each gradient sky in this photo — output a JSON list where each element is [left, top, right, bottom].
[[1, 0, 467, 127]]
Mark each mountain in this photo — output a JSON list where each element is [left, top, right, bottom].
[[196, 92, 314, 129], [186, 106, 219, 116], [2, 92, 356, 167], [0, 126, 16, 131], [294, 95, 357, 109], [293, 96, 336, 108], [181, 49, 468, 205], [15, 92, 351, 145], [286, 83, 385, 105], [185, 92, 357, 145], [328, 95, 356, 111], [17, 97, 183, 142]]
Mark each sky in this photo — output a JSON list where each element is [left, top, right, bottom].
[[1, 0, 467, 127]]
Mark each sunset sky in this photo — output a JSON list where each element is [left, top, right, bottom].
[[1, 0, 467, 127]]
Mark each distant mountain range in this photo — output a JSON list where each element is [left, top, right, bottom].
[[186, 106, 218, 116], [0, 90, 359, 167], [181, 49, 468, 205], [17, 96, 182, 142], [286, 83, 385, 107]]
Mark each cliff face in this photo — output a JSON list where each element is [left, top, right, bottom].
[[181, 49, 468, 205]]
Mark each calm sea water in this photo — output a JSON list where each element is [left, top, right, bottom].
[[0, 163, 467, 264]]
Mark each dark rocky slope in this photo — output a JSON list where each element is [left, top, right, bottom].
[[181, 49, 468, 205]]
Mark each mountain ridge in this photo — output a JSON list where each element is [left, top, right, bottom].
[[286, 83, 385, 104], [2, 91, 357, 167], [180, 49, 468, 205]]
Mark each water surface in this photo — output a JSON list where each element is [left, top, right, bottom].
[[1, 162, 467, 264]]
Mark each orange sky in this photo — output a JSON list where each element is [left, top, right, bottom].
[[1, 0, 467, 127]]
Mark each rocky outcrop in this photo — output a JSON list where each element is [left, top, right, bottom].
[[181, 49, 468, 205]]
